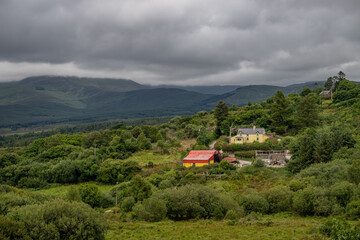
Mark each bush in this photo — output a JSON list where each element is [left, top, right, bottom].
[[293, 187, 315, 216], [7, 199, 106, 240], [253, 159, 265, 168], [346, 200, 360, 220], [158, 179, 173, 189], [234, 151, 255, 159], [320, 219, 360, 239], [141, 197, 167, 222], [237, 189, 269, 214], [79, 184, 102, 208], [263, 186, 292, 213], [121, 197, 135, 213], [219, 161, 236, 171], [0, 215, 28, 240]]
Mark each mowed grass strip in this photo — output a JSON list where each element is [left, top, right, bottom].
[[105, 215, 324, 240]]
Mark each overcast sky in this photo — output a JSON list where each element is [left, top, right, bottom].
[[0, 0, 359, 86]]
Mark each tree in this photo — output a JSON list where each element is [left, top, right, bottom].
[[294, 94, 319, 129], [300, 87, 312, 97], [214, 100, 229, 136], [287, 128, 316, 173], [127, 175, 152, 202], [270, 91, 290, 134], [79, 184, 102, 207], [324, 77, 334, 90]]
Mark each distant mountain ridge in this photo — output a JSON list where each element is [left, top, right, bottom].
[[0, 76, 324, 128]]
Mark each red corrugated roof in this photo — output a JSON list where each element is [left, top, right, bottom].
[[183, 150, 218, 161], [223, 157, 237, 163]]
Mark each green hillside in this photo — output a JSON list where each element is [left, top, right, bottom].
[[0, 76, 323, 128]]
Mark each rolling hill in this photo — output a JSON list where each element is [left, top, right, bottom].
[[0, 76, 323, 128]]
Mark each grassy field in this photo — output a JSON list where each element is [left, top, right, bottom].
[[105, 214, 325, 240], [126, 151, 182, 166], [35, 183, 114, 196]]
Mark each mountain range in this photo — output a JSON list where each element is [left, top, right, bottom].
[[0, 76, 322, 128]]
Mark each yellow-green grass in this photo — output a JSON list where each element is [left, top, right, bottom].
[[126, 151, 180, 166], [105, 214, 325, 240], [34, 183, 114, 196]]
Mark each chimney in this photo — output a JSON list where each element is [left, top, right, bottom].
[[253, 125, 256, 131]]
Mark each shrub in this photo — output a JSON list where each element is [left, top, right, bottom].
[[263, 186, 292, 213], [17, 177, 48, 189], [79, 184, 102, 208], [142, 197, 167, 222], [234, 151, 255, 159], [126, 175, 152, 202], [219, 161, 236, 171], [253, 159, 265, 168], [346, 200, 360, 220], [319, 219, 360, 239], [7, 199, 106, 240], [348, 159, 360, 185], [121, 197, 136, 213], [293, 187, 315, 216], [0, 215, 28, 240], [158, 179, 173, 189], [237, 189, 269, 214]]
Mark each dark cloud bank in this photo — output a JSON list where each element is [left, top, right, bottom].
[[0, 0, 359, 85]]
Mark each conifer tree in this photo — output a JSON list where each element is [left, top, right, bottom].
[[270, 91, 289, 134]]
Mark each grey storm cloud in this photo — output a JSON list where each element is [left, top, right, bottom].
[[0, 0, 359, 85]]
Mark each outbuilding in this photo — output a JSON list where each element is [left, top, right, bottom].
[[182, 150, 220, 167]]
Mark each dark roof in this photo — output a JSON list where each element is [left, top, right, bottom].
[[237, 128, 266, 135]]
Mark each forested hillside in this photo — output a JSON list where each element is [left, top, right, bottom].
[[0, 76, 322, 129], [1, 72, 360, 239]]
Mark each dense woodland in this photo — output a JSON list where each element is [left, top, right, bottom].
[[1, 72, 360, 239]]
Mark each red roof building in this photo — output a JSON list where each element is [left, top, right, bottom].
[[223, 157, 238, 163], [183, 150, 220, 167]]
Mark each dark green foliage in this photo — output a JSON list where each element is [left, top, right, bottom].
[[153, 185, 240, 221], [121, 196, 136, 212], [270, 91, 290, 134], [0, 215, 28, 240], [214, 100, 229, 136], [253, 159, 265, 168], [126, 175, 152, 202], [287, 129, 316, 173], [348, 159, 360, 185], [96, 160, 141, 183], [263, 186, 292, 213], [293, 187, 315, 216], [135, 197, 167, 222], [324, 77, 334, 90], [7, 199, 106, 240], [294, 94, 319, 129], [237, 189, 269, 214], [300, 87, 311, 96], [346, 200, 360, 220], [212, 207, 224, 220], [234, 151, 255, 159], [79, 184, 102, 207], [0, 153, 20, 168], [196, 133, 211, 146], [219, 160, 236, 170], [320, 219, 360, 240]]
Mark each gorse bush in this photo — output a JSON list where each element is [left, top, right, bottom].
[[5, 199, 106, 240]]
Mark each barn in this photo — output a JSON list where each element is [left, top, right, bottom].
[[182, 150, 221, 168]]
